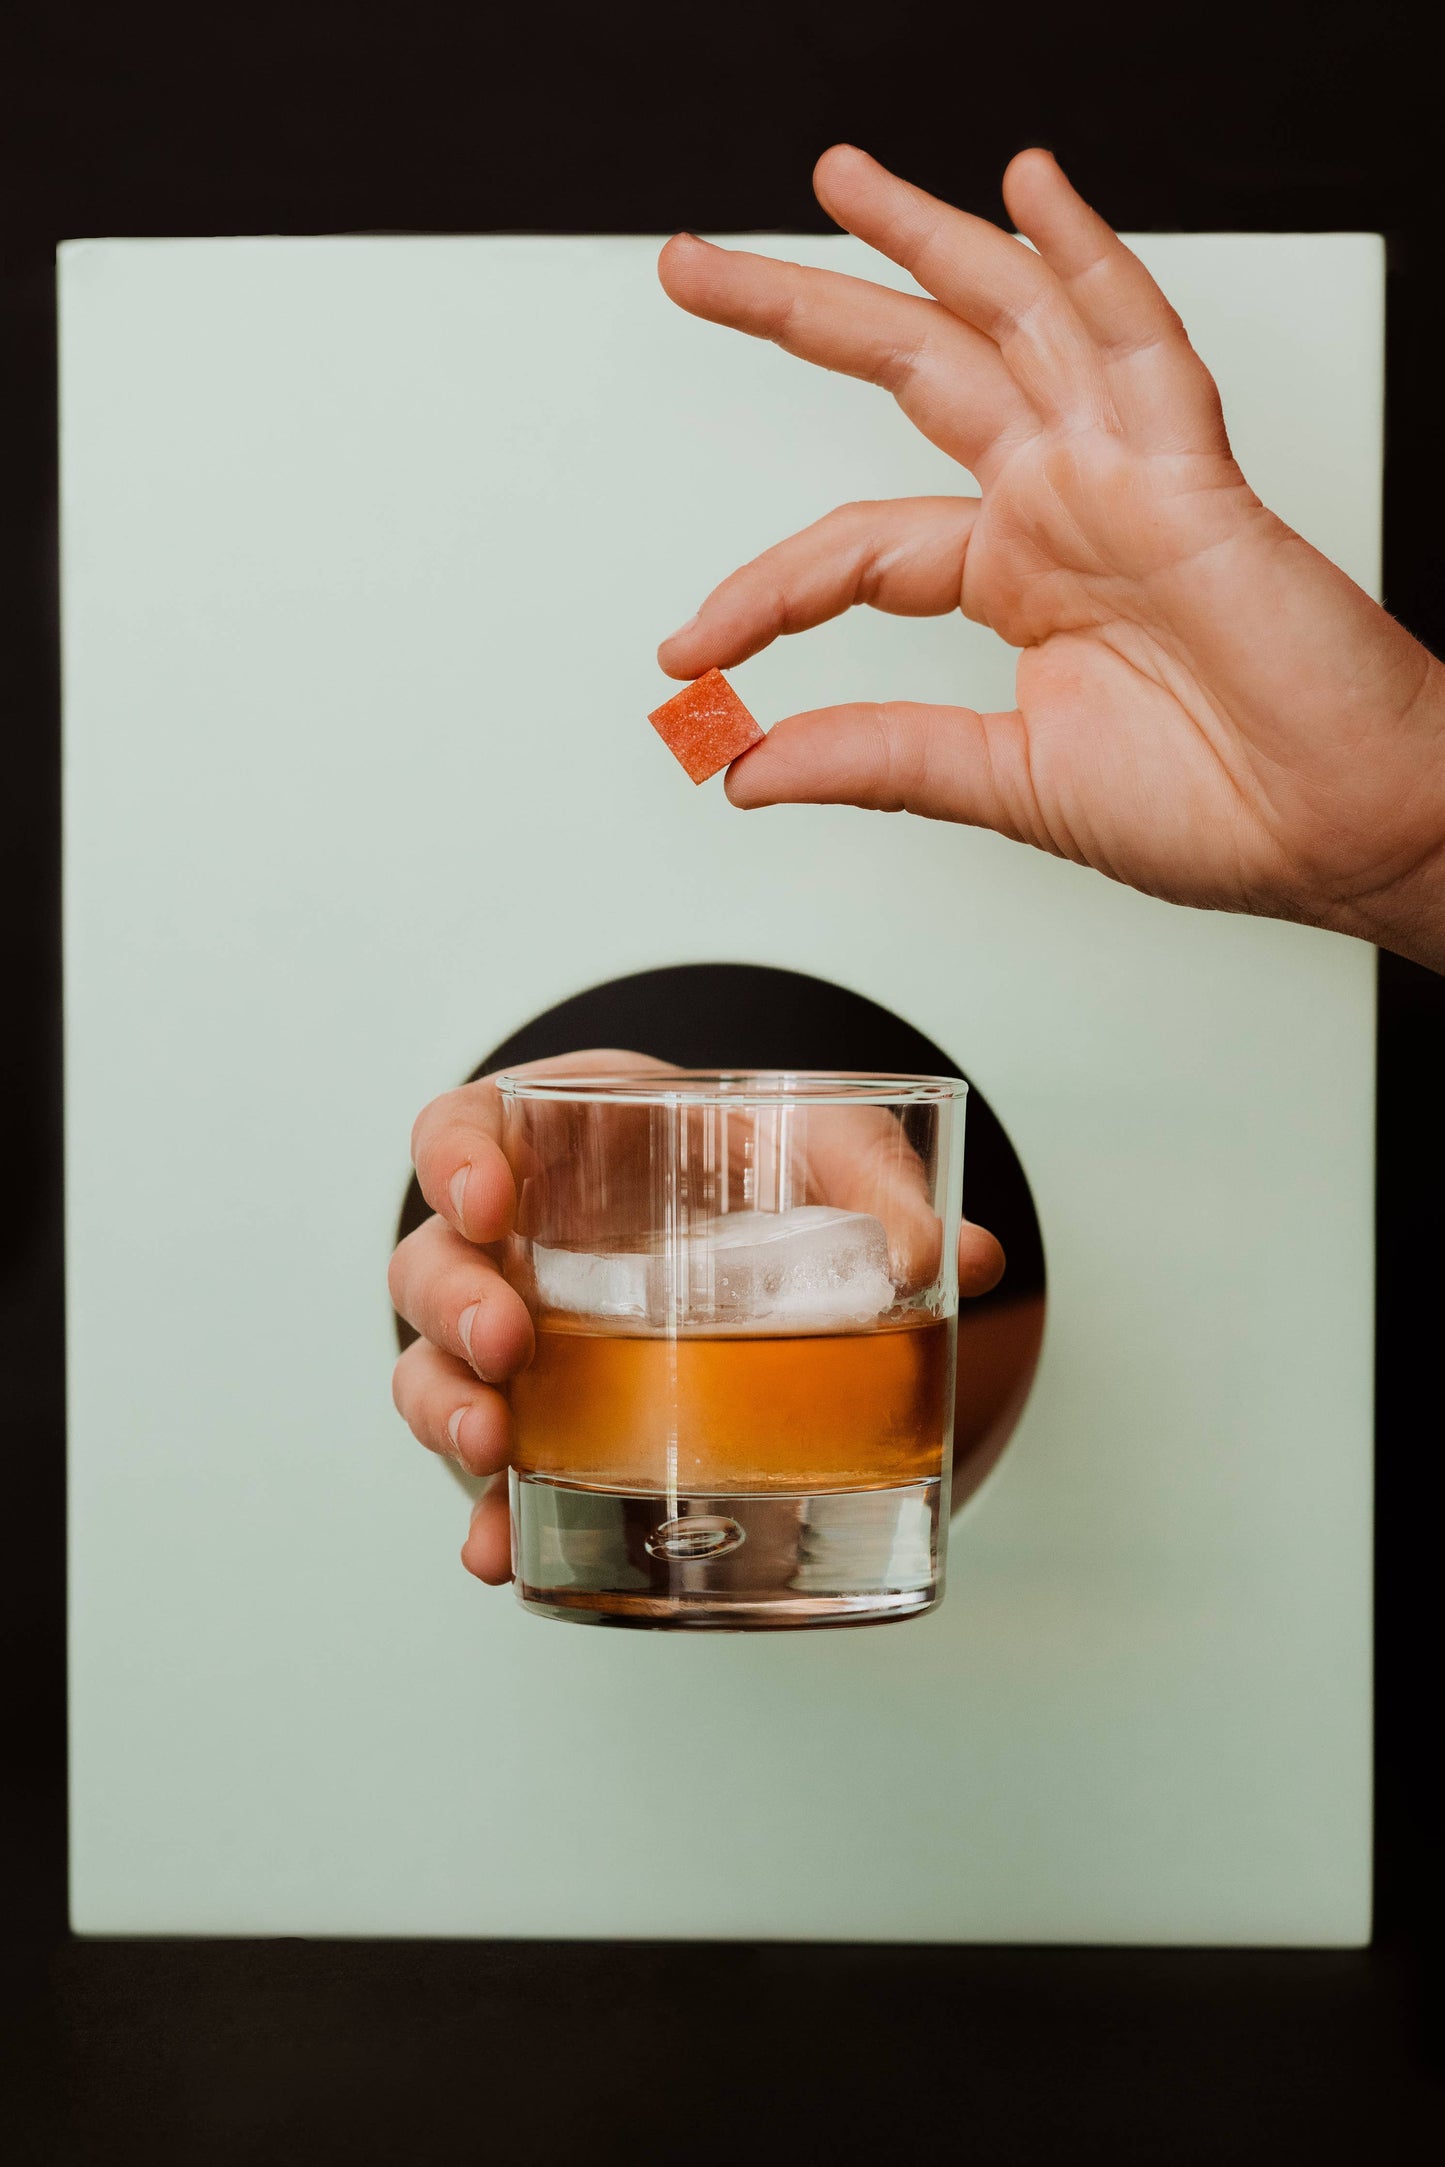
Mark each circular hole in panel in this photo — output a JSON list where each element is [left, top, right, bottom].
[[393, 962, 1044, 1512]]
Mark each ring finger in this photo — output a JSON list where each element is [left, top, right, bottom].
[[391, 1336, 513, 1476]]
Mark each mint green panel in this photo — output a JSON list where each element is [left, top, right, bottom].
[[62, 232, 1378, 1941]]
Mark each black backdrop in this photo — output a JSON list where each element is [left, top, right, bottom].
[[5, 2, 1443, 2155]]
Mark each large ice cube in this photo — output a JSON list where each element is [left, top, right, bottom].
[[675, 1206, 895, 1328], [533, 1206, 896, 1330], [531, 1243, 649, 1319]]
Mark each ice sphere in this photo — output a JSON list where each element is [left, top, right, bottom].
[[533, 1206, 896, 1330]]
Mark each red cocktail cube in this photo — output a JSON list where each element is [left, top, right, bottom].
[[648, 668, 764, 784]]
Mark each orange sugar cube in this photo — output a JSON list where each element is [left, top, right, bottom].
[[648, 668, 765, 784]]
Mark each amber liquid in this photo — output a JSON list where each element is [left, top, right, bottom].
[[511, 1313, 953, 1495]]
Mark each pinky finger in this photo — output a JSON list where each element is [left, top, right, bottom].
[[391, 1337, 512, 1477], [461, 1476, 513, 1585]]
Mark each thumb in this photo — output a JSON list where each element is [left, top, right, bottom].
[[958, 1219, 1007, 1297], [725, 699, 1044, 843]]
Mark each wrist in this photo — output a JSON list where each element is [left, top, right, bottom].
[[1344, 853, 1445, 973], [1317, 656, 1445, 973]]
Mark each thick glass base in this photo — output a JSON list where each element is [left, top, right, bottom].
[[511, 1470, 945, 1630]]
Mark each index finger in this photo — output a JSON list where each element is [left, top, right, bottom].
[[411, 1079, 516, 1244], [412, 1049, 680, 1245]]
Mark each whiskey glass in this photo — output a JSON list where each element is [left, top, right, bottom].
[[496, 1069, 967, 1630]]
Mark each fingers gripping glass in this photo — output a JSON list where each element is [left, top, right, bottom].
[[495, 1070, 967, 1630]]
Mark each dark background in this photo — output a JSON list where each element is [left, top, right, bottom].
[[391, 964, 1047, 1302], [4, 0, 1442, 2155]]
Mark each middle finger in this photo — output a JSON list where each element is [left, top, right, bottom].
[[658, 234, 1035, 478]]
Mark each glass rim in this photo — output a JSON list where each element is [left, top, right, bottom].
[[493, 1067, 968, 1108]]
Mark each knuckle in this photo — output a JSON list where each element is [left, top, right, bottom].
[[868, 704, 909, 812], [760, 577, 792, 639], [408, 1097, 441, 1167], [766, 286, 802, 347], [410, 1088, 468, 1178], [865, 338, 925, 395], [1008, 282, 1052, 344]]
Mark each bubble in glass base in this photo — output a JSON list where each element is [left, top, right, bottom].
[[510, 1470, 945, 1631]]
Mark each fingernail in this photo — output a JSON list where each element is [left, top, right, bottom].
[[458, 1302, 480, 1362], [664, 614, 699, 646], [449, 1165, 470, 1232], [447, 1406, 472, 1464]]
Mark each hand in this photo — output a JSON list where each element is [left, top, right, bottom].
[[657, 146, 1445, 971], [388, 1050, 1004, 1585]]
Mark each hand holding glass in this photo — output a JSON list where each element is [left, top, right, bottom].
[[393, 1059, 983, 1628]]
